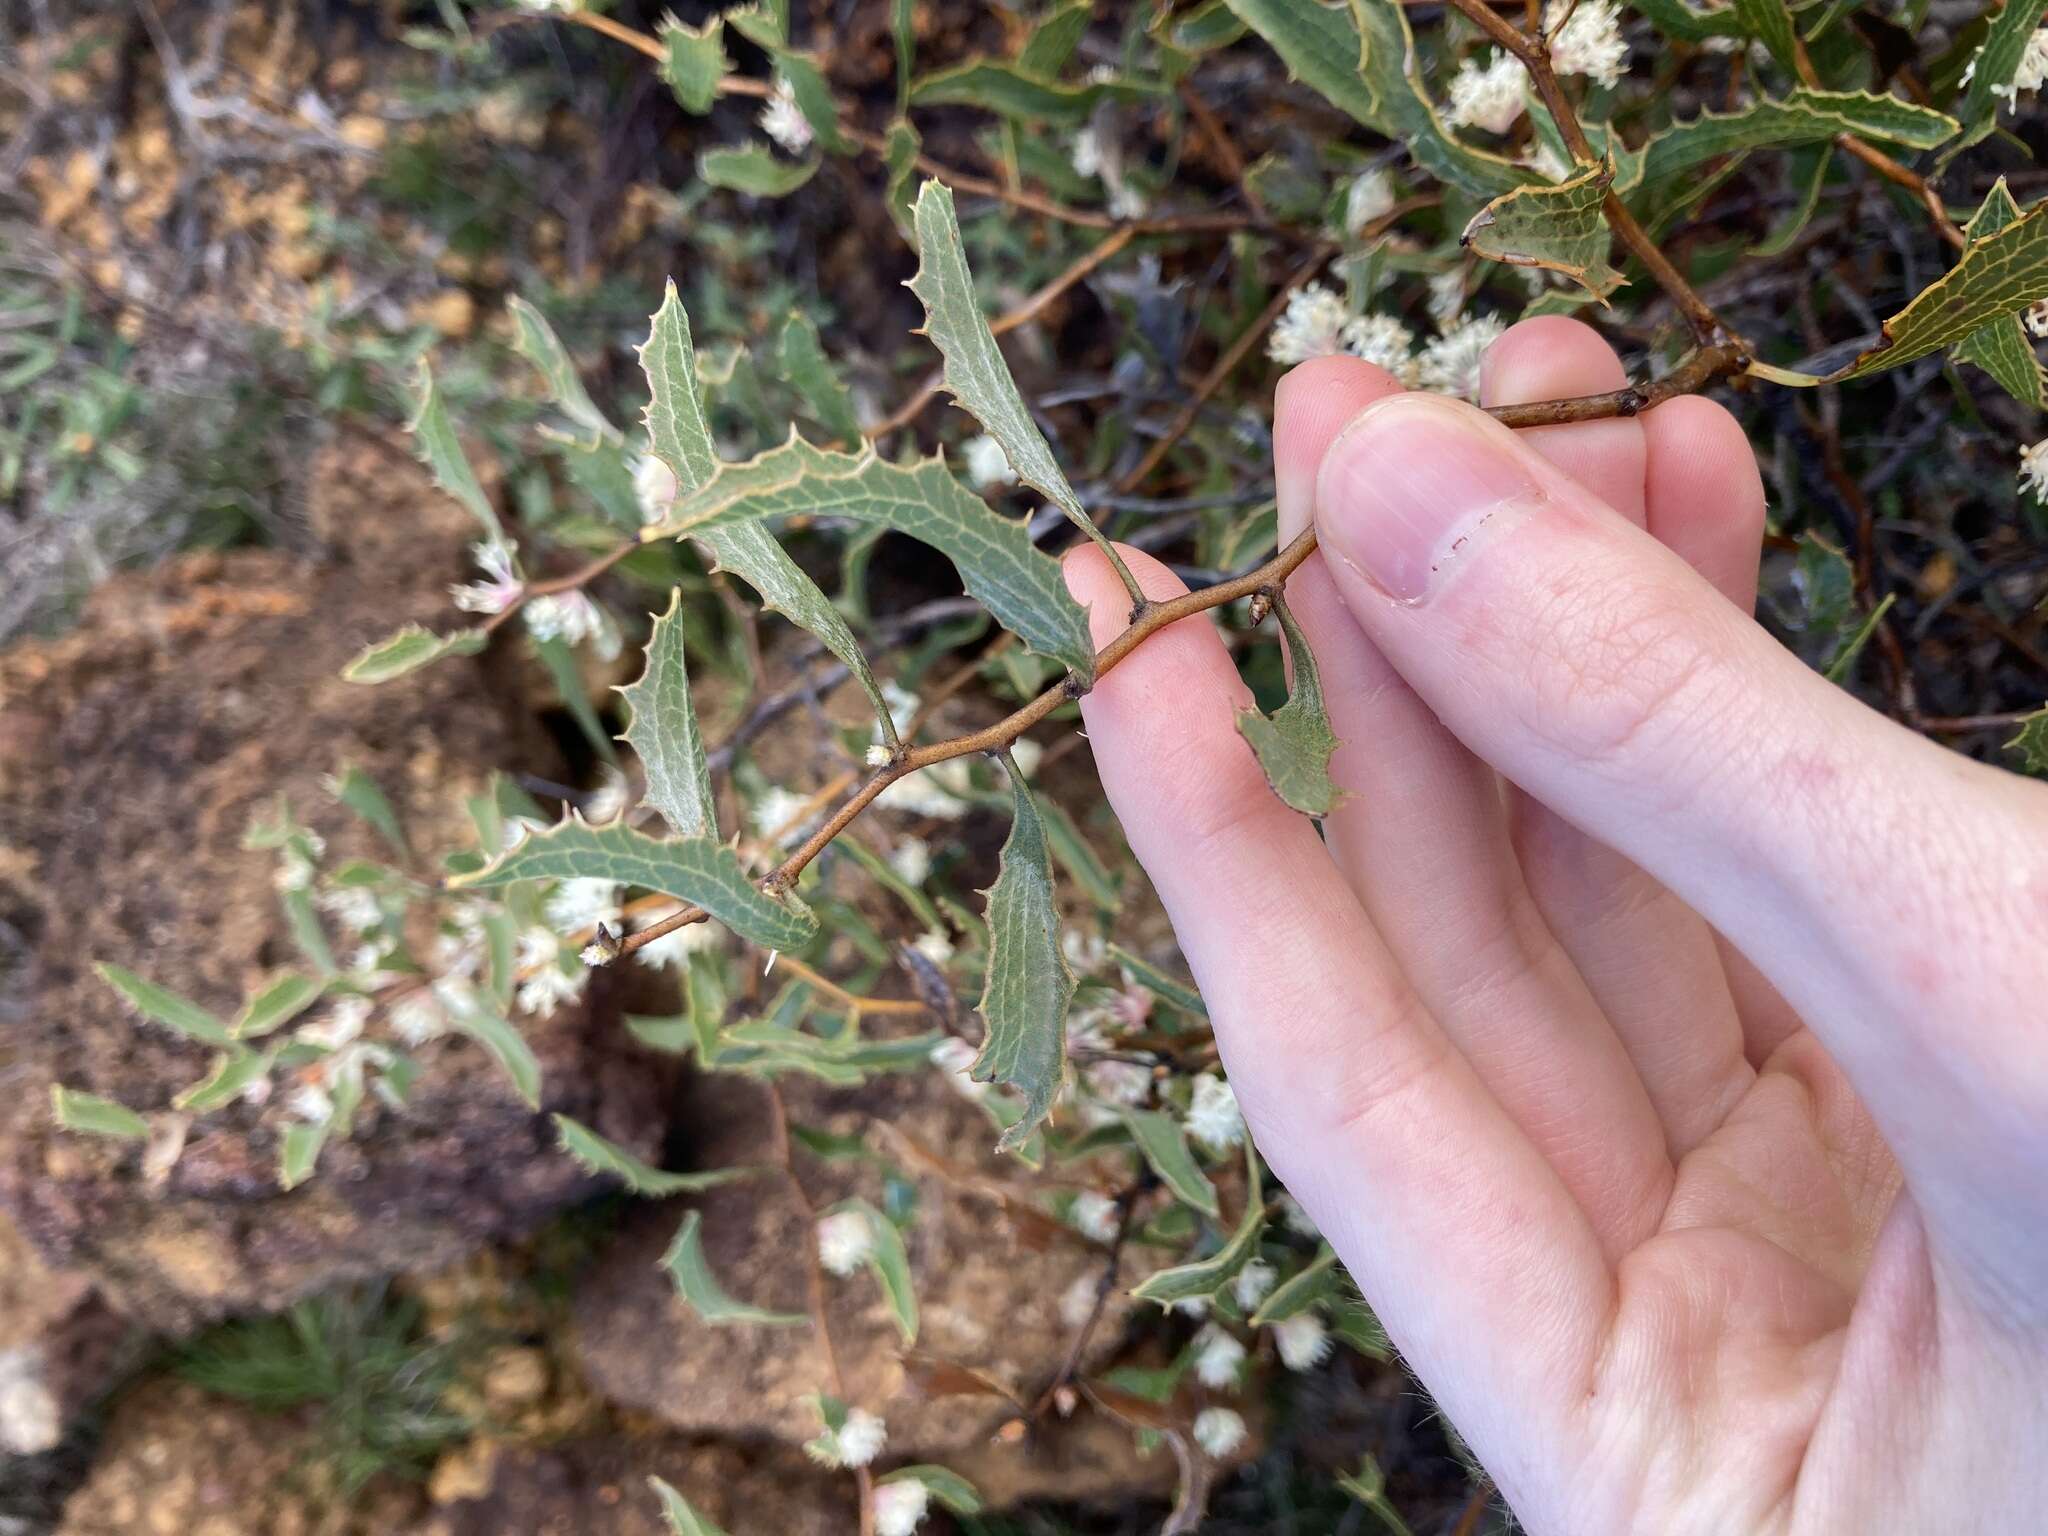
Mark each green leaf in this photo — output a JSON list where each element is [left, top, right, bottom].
[[776, 310, 862, 445], [279, 1120, 329, 1190], [619, 590, 718, 840], [1732, 0, 1802, 73], [328, 764, 408, 855], [232, 973, 325, 1040], [1123, 1109, 1221, 1218], [1038, 796, 1121, 914], [650, 1478, 730, 1536], [697, 145, 821, 197], [1954, 181, 2048, 409], [907, 180, 1115, 618], [96, 963, 233, 1047], [971, 755, 1075, 1152], [831, 1197, 919, 1344], [647, 435, 1095, 681], [656, 15, 729, 114], [534, 632, 617, 765], [2006, 707, 2048, 774], [51, 1086, 148, 1139], [280, 886, 337, 976], [508, 296, 620, 449], [450, 1000, 542, 1109], [174, 1051, 272, 1114], [1153, 0, 1248, 51], [1754, 191, 2048, 385], [892, 0, 915, 110], [882, 119, 922, 236], [1631, 0, 1744, 41], [448, 817, 818, 953], [1956, 0, 2048, 146], [1635, 91, 1957, 191], [1223, 0, 1527, 200], [1751, 143, 1834, 258], [908, 59, 1161, 122], [1107, 944, 1207, 1019], [1019, 0, 1093, 74], [1249, 1245, 1338, 1325], [408, 361, 501, 542], [660, 1210, 808, 1326], [877, 1466, 983, 1515], [1130, 1149, 1265, 1305], [639, 280, 720, 491], [1823, 592, 1895, 685], [552, 1114, 759, 1196], [1462, 158, 1622, 302], [340, 624, 487, 684], [773, 53, 851, 153], [1236, 594, 1341, 817]]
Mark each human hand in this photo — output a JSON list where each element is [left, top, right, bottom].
[[1063, 317, 2048, 1535]]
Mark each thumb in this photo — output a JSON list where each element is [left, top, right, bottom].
[[1308, 390, 2048, 1281]]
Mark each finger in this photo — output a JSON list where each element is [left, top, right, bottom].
[[1278, 358, 1671, 1254], [1483, 322, 1754, 1155], [1064, 541, 1611, 1470], [1310, 390, 2048, 1302], [1641, 394, 1768, 613], [1481, 316, 1646, 526]]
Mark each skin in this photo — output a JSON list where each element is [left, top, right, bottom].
[[1061, 318, 2048, 1534]]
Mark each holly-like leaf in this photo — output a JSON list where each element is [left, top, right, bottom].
[[907, 180, 1118, 615], [1224, 0, 1528, 201], [647, 435, 1095, 681], [828, 1197, 919, 1344], [1249, 1246, 1339, 1326], [1954, 182, 2048, 409], [279, 1120, 329, 1190], [1130, 1149, 1265, 1306], [908, 60, 1161, 122], [660, 1210, 808, 1326], [1732, 0, 1801, 73], [341, 625, 488, 684], [697, 145, 820, 197], [1752, 190, 2048, 385], [1955, 0, 2048, 148], [51, 1086, 148, 1139], [776, 311, 862, 445], [650, 1478, 730, 1536], [877, 1467, 984, 1516], [619, 590, 718, 840], [552, 1114, 760, 1196], [1634, 91, 1957, 192], [1630, 0, 1744, 40], [2005, 706, 2048, 774], [508, 296, 620, 449], [656, 15, 729, 114], [1236, 595, 1341, 817], [174, 1051, 272, 1114], [408, 362, 501, 542], [1124, 1109, 1221, 1218], [449, 1000, 542, 1109], [1462, 158, 1622, 301], [971, 755, 1075, 1153], [96, 963, 233, 1047], [449, 816, 818, 953], [641, 289, 897, 739], [328, 763, 408, 855], [232, 973, 325, 1040], [1018, 0, 1093, 74], [882, 120, 922, 236]]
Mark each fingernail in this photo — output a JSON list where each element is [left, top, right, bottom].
[[1315, 394, 1541, 602]]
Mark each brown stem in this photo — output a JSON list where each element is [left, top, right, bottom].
[[1028, 1180, 1144, 1421], [1440, 0, 1735, 346], [1835, 135, 1967, 250], [766, 1080, 877, 1536]]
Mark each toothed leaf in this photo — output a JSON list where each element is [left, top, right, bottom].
[[1236, 596, 1341, 817], [660, 1210, 808, 1326], [1462, 159, 1622, 302], [96, 963, 233, 1047], [552, 1115, 760, 1196], [341, 625, 488, 684], [51, 1086, 149, 1140], [408, 361, 501, 542], [657, 15, 729, 114], [619, 590, 718, 840], [1124, 1109, 1221, 1218]]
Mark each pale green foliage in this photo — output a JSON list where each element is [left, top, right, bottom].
[[650, 1477, 730, 1536], [697, 144, 819, 196], [451, 817, 818, 952], [970, 756, 1075, 1152], [1236, 595, 1342, 817], [50, 1086, 149, 1139], [1124, 1110, 1221, 1219], [1131, 1151, 1266, 1306], [618, 590, 719, 840], [1953, 182, 2048, 408], [825, 1197, 919, 1344], [509, 296, 620, 448], [95, 962, 233, 1046], [553, 1115, 760, 1196], [1463, 160, 1622, 301], [656, 16, 728, 115], [232, 973, 325, 1040], [407, 362, 500, 543], [661, 1211, 808, 1327], [2008, 709, 2048, 774], [341, 625, 487, 684]]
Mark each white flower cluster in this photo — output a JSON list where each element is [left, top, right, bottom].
[[632, 451, 678, 525], [1961, 27, 2048, 112], [1273, 1310, 1334, 1371], [450, 539, 522, 616], [960, 432, 1017, 491], [872, 1480, 930, 1536], [2021, 438, 2048, 504], [1194, 1322, 1246, 1388], [816, 1210, 874, 1276], [1193, 1405, 1248, 1458], [806, 1406, 888, 1468], [1545, 0, 1628, 90], [760, 80, 813, 155], [1183, 1072, 1244, 1151], [1417, 313, 1508, 402], [1445, 50, 1528, 135], [1343, 168, 1397, 238], [1268, 281, 1503, 403]]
